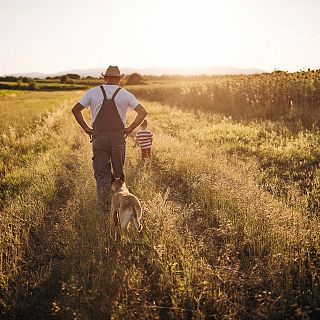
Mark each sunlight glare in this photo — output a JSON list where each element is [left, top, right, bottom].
[[145, 0, 238, 68]]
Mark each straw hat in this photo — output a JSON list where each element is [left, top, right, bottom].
[[101, 65, 126, 79]]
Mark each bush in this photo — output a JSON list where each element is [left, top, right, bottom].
[[29, 82, 40, 90], [61, 74, 78, 83], [126, 73, 143, 85], [0, 76, 18, 82], [66, 73, 81, 80], [60, 75, 69, 84]]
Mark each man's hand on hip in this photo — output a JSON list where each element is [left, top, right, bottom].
[[124, 126, 133, 138], [72, 103, 94, 139], [84, 127, 94, 136], [124, 104, 148, 138]]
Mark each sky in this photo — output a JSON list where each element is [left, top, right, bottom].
[[1, 0, 319, 75]]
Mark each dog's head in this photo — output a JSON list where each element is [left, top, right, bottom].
[[111, 178, 126, 193]]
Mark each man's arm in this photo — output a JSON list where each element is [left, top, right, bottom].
[[124, 104, 148, 138], [71, 103, 94, 136]]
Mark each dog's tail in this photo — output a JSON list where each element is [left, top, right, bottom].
[[132, 205, 142, 232]]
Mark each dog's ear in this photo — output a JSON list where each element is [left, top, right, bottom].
[[111, 178, 125, 192], [120, 180, 126, 189]]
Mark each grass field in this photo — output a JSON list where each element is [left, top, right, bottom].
[[0, 84, 320, 319], [0, 81, 88, 92], [0, 90, 29, 98]]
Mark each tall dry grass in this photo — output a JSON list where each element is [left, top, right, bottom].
[[1, 90, 319, 319], [0, 92, 235, 319], [128, 70, 320, 129], [144, 100, 320, 215], [131, 100, 320, 318]]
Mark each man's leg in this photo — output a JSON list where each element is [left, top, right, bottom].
[[110, 131, 126, 181], [92, 136, 112, 212]]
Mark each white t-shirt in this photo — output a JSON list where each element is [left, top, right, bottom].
[[79, 84, 139, 126]]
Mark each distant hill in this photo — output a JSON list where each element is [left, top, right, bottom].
[[6, 72, 48, 78], [7, 66, 265, 78], [123, 66, 265, 76]]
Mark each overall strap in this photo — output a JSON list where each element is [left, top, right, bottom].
[[112, 88, 121, 100], [100, 85, 107, 100]]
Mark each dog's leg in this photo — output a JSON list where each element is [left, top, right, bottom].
[[132, 205, 142, 232], [111, 203, 117, 226], [109, 199, 119, 241], [110, 200, 116, 222], [132, 215, 142, 232], [119, 208, 131, 240]]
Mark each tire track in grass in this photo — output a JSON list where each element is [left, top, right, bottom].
[[40, 140, 220, 319], [46, 139, 234, 319]]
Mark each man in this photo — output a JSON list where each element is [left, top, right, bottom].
[[72, 66, 147, 211]]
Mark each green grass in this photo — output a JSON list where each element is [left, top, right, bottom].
[[0, 81, 88, 91], [0, 91, 82, 133], [0, 89, 29, 97], [0, 91, 84, 206]]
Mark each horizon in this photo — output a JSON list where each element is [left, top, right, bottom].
[[2, 65, 268, 78], [1, 0, 320, 75]]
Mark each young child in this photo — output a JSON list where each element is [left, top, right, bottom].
[[135, 119, 153, 160]]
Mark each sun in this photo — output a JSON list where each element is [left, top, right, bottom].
[[143, 0, 239, 68]]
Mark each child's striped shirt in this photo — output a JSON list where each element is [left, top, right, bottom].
[[135, 129, 153, 149]]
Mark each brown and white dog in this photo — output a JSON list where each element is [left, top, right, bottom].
[[111, 179, 142, 239]]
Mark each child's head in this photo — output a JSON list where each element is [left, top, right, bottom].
[[140, 119, 148, 129]]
